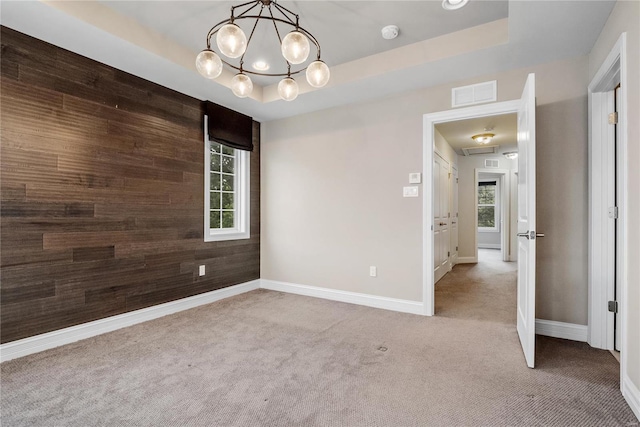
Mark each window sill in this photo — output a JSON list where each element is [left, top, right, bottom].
[[478, 228, 499, 233], [205, 230, 250, 242]]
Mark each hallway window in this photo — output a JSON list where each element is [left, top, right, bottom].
[[478, 180, 498, 231]]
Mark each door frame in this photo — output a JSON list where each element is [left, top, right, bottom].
[[423, 100, 520, 316], [475, 169, 511, 261], [587, 33, 629, 396]]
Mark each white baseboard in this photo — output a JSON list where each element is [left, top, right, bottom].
[[260, 279, 424, 315], [535, 319, 588, 342], [623, 375, 640, 421], [0, 279, 260, 363], [457, 257, 478, 264], [478, 244, 501, 249]]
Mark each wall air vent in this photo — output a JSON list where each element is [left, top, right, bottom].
[[460, 145, 499, 156], [485, 159, 500, 168], [452, 80, 497, 108]]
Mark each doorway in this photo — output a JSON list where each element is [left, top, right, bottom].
[[423, 73, 538, 367]]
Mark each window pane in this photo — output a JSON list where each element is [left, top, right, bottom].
[[478, 207, 495, 228], [221, 175, 234, 192], [222, 145, 235, 156], [210, 173, 221, 191], [210, 154, 221, 172], [221, 155, 235, 174], [222, 211, 234, 228], [210, 211, 221, 229], [210, 191, 221, 209], [210, 142, 222, 154], [478, 186, 496, 204], [222, 192, 234, 210]]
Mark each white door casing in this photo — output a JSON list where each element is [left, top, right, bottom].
[[516, 73, 537, 369], [434, 152, 450, 283], [450, 165, 459, 266]]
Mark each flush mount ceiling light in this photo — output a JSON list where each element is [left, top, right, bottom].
[[503, 151, 518, 160], [471, 133, 495, 145], [252, 60, 270, 71], [196, 0, 330, 101], [442, 0, 470, 11]]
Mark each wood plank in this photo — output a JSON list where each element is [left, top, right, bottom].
[[1, 202, 94, 218], [73, 246, 115, 262]]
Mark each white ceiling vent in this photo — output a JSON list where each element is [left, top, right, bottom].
[[460, 145, 499, 156], [485, 159, 500, 168], [452, 80, 497, 108]]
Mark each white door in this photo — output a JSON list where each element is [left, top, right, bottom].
[[434, 153, 450, 283], [516, 73, 537, 368], [450, 165, 459, 266]]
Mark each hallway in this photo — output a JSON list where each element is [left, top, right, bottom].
[[435, 249, 516, 324]]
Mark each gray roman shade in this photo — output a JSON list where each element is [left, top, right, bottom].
[[205, 101, 253, 152]]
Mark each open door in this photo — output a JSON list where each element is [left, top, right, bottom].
[[516, 73, 537, 368]]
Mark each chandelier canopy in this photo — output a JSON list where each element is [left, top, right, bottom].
[[196, 0, 330, 101]]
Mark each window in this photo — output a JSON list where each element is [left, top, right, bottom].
[[478, 180, 498, 231], [205, 138, 250, 242]]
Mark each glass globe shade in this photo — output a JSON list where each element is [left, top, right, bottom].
[[195, 49, 223, 79], [278, 77, 299, 102], [216, 24, 247, 59], [305, 60, 330, 88], [281, 31, 310, 65], [231, 73, 253, 98]]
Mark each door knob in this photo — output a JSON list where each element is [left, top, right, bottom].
[[517, 231, 544, 240]]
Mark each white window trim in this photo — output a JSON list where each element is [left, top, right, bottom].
[[204, 115, 250, 242], [478, 179, 499, 232]]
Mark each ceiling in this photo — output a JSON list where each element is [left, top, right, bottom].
[[0, 1, 616, 122], [436, 113, 517, 155]]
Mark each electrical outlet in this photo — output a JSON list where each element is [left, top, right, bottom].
[[369, 266, 377, 277], [199, 265, 206, 276]]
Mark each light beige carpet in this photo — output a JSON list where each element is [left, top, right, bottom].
[[1, 252, 637, 426]]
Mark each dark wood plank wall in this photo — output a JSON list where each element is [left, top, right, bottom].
[[0, 27, 261, 343]]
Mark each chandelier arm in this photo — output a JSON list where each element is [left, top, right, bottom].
[[295, 25, 322, 60], [239, 5, 265, 64], [266, 6, 285, 44], [271, 2, 297, 26], [219, 57, 305, 77], [234, 1, 260, 20]]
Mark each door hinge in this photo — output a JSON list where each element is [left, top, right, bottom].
[[447, 251, 450, 257], [608, 206, 618, 219], [456, 178, 459, 183], [448, 212, 451, 218], [608, 112, 618, 125], [456, 246, 458, 251], [608, 301, 618, 313]]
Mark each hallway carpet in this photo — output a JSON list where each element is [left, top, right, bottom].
[[2, 256, 636, 425]]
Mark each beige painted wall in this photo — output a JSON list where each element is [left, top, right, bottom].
[[262, 55, 590, 323], [588, 0, 640, 395]]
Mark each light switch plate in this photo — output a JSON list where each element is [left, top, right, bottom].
[[199, 265, 206, 276], [409, 173, 422, 184], [403, 186, 419, 197]]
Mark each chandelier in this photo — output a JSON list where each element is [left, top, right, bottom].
[[195, 0, 330, 101]]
